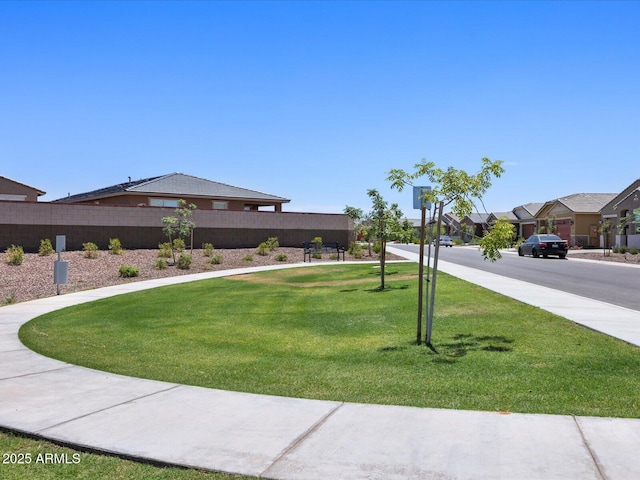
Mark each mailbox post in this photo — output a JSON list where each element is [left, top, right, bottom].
[[54, 235, 68, 295]]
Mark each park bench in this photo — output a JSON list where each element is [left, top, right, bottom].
[[303, 241, 346, 262]]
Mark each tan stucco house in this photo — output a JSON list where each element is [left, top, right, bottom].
[[536, 193, 616, 247]]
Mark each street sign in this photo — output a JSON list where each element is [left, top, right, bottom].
[[413, 186, 431, 210]]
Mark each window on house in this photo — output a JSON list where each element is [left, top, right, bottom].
[[149, 198, 180, 207], [213, 201, 228, 210], [0, 194, 27, 201]]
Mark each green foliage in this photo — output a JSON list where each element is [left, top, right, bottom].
[[82, 242, 99, 259], [479, 217, 517, 262], [154, 258, 168, 270], [158, 242, 172, 258], [629, 248, 639, 255], [266, 237, 279, 251], [243, 254, 253, 262], [614, 246, 628, 254], [38, 238, 54, 256], [348, 242, 364, 259], [118, 264, 139, 278], [5, 245, 24, 265], [108, 238, 124, 255], [202, 242, 215, 257], [209, 253, 223, 264], [274, 253, 288, 262], [256, 242, 269, 256], [177, 253, 192, 270], [387, 157, 505, 262], [173, 238, 186, 252], [3, 293, 16, 305], [372, 241, 382, 254]]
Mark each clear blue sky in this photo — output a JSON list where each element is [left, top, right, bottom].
[[1, 1, 639, 217]]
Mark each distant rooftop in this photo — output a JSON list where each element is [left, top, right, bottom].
[[53, 172, 290, 204]]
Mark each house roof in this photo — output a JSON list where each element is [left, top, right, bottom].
[[53, 173, 290, 204], [466, 213, 490, 224], [602, 178, 640, 212], [553, 193, 616, 213], [0, 176, 46, 196], [515, 202, 544, 218], [489, 211, 519, 222]]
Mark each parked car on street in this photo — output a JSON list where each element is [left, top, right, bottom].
[[518, 234, 568, 259], [434, 235, 453, 247]]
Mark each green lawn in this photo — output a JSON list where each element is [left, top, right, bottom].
[[20, 262, 640, 418]]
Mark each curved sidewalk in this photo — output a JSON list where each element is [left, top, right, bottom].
[[1, 259, 640, 479]]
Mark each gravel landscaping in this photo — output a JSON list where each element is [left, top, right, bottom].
[[0, 246, 392, 305], [2, 245, 637, 306]]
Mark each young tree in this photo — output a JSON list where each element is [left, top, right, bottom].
[[367, 189, 413, 290], [387, 157, 509, 345], [161, 199, 197, 264], [344, 205, 375, 256]]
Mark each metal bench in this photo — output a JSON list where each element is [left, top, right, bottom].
[[303, 241, 346, 262]]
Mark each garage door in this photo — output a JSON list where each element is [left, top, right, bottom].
[[557, 221, 571, 244]]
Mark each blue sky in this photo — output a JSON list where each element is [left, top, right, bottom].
[[1, 1, 639, 217]]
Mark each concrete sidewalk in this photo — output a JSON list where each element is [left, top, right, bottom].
[[1, 259, 640, 479]]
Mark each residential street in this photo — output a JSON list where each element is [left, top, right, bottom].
[[393, 244, 640, 312]]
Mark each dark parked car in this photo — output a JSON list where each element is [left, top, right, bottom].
[[518, 234, 568, 259]]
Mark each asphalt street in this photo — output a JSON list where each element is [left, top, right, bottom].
[[392, 244, 640, 312]]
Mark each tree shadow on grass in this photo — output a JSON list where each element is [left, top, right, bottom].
[[364, 284, 410, 293], [431, 333, 514, 363]]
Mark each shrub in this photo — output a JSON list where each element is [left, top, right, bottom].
[[629, 248, 639, 255], [177, 253, 192, 270], [266, 237, 279, 251], [154, 258, 168, 270], [202, 243, 215, 257], [3, 293, 16, 305], [118, 264, 139, 278], [158, 243, 172, 258], [6, 245, 24, 265], [209, 254, 223, 265], [243, 254, 253, 262], [372, 241, 382, 254], [38, 238, 54, 256], [173, 238, 186, 252], [614, 246, 628, 254], [256, 242, 269, 256], [109, 238, 124, 255], [275, 253, 288, 262], [348, 242, 363, 259], [83, 242, 99, 259]]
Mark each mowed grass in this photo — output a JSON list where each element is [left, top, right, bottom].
[[20, 262, 640, 418]]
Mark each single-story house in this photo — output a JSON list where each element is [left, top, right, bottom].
[[487, 211, 519, 240], [600, 178, 640, 249], [536, 193, 616, 247], [0, 176, 46, 202], [512, 202, 544, 239], [461, 213, 490, 242], [53, 172, 290, 212]]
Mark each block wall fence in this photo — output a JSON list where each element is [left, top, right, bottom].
[[0, 201, 354, 252]]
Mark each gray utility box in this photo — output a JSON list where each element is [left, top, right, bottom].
[[54, 260, 69, 285]]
